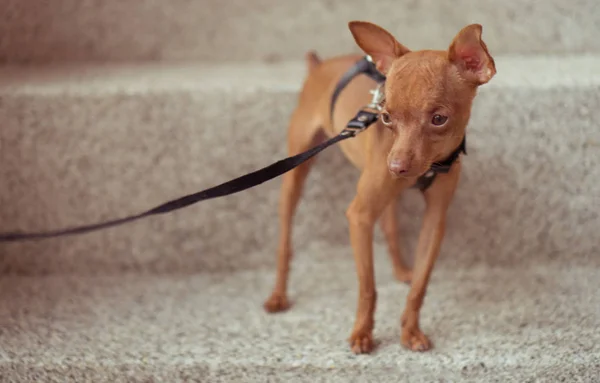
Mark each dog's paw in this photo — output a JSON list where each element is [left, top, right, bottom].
[[401, 326, 432, 352], [394, 268, 413, 284], [263, 293, 290, 313], [349, 330, 374, 354]]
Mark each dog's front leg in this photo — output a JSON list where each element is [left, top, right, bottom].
[[400, 164, 461, 352], [346, 165, 402, 354]]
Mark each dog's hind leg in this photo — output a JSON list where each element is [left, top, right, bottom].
[[263, 103, 324, 313], [379, 199, 412, 284]]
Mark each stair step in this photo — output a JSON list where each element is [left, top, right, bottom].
[[0, 252, 598, 382], [1, 0, 597, 63], [0, 55, 599, 275]]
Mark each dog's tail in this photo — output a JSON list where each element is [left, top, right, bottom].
[[305, 50, 321, 72]]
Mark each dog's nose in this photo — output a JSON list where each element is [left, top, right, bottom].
[[389, 159, 409, 175]]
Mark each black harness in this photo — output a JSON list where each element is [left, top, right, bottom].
[[0, 56, 465, 243]]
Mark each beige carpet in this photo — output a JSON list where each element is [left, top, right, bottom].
[[1, 0, 598, 63], [1, 56, 598, 274], [1, 244, 599, 382], [0, 49, 599, 383]]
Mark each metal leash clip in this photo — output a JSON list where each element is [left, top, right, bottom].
[[342, 83, 386, 137], [367, 83, 385, 111], [342, 110, 380, 137]]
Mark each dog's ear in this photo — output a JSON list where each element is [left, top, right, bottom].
[[348, 21, 410, 74], [448, 24, 496, 85]]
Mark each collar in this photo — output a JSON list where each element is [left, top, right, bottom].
[[411, 136, 467, 191]]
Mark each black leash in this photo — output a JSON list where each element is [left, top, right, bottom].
[[0, 55, 465, 243], [0, 129, 361, 242], [0, 58, 382, 243]]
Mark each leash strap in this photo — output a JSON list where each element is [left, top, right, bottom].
[[0, 132, 346, 242], [0, 57, 381, 243], [0, 55, 464, 242], [330, 56, 386, 122]]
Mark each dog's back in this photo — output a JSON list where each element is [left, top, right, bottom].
[[296, 52, 381, 169]]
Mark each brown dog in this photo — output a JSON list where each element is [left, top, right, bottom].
[[264, 21, 496, 354]]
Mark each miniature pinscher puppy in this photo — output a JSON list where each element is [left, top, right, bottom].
[[264, 21, 496, 354]]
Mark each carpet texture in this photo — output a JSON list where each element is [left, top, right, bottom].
[[0, 0, 598, 63], [0, 56, 599, 275], [0, 52, 598, 381], [0, 246, 599, 382]]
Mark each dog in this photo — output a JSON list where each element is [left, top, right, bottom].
[[263, 20, 496, 354]]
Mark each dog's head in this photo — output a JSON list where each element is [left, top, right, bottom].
[[349, 21, 496, 178]]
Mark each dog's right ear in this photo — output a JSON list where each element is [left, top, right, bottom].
[[448, 24, 496, 85], [348, 21, 410, 74]]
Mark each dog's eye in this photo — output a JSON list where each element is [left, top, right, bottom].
[[380, 112, 393, 127], [431, 114, 448, 126]]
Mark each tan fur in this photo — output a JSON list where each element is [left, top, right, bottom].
[[264, 21, 496, 354]]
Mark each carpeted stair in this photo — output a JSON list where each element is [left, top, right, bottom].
[[0, 1, 599, 382]]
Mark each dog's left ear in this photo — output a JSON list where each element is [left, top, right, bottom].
[[448, 24, 496, 85], [348, 21, 410, 74]]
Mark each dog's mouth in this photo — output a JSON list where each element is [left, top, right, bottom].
[[388, 170, 410, 179], [388, 169, 425, 180], [387, 163, 434, 180]]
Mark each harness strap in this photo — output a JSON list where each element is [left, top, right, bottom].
[[412, 136, 466, 190], [330, 56, 386, 122]]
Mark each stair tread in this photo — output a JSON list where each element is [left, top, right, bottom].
[[0, 55, 598, 274], [1, 55, 600, 95], [0, 244, 599, 381], [0, 61, 306, 95], [2, 0, 599, 63]]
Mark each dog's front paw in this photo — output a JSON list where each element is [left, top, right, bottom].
[[263, 293, 290, 313], [401, 325, 432, 352], [349, 329, 374, 354]]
